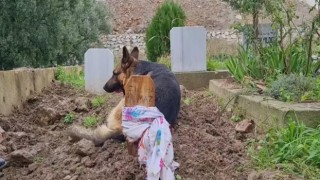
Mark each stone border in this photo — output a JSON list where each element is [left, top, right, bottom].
[[209, 79, 320, 130], [175, 70, 230, 90], [0, 66, 83, 116], [0, 65, 230, 116]]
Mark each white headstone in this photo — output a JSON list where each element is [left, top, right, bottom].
[[84, 48, 114, 94], [170, 26, 207, 72]]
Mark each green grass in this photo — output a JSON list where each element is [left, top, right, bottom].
[[56, 66, 85, 89], [83, 115, 100, 128], [91, 96, 106, 108], [64, 112, 76, 124], [248, 120, 320, 179], [207, 59, 227, 71]]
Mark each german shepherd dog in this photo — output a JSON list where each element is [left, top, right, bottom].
[[67, 46, 181, 146]]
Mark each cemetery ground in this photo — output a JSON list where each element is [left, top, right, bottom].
[[0, 80, 255, 180], [0, 68, 313, 180]]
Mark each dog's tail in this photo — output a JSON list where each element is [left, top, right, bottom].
[[66, 124, 117, 146]]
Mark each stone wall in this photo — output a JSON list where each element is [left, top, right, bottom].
[[0, 66, 83, 116], [100, 30, 242, 56]]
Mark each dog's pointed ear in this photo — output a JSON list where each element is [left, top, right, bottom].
[[121, 46, 133, 70], [122, 46, 130, 62], [130, 47, 139, 59]]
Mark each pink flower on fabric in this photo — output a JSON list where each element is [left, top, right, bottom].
[[160, 117, 164, 124], [160, 158, 164, 169]]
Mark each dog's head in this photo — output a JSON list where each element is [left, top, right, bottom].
[[103, 46, 139, 94]]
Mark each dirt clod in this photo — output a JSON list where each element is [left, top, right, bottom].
[[10, 149, 34, 166], [72, 139, 96, 157], [74, 97, 91, 112]]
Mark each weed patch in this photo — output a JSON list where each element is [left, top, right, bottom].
[[207, 59, 227, 71], [83, 115, 100, 128], [91, 96, 106, 108], [248, 120, 320, 179], [64, 113, 76, 124], [56, 66, 84, 89]]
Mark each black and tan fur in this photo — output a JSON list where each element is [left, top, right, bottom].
[[67, 46, 181, 146]]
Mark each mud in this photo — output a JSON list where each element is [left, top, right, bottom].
[[0, 82, 254, 180]]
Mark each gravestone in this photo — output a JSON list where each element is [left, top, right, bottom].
[[242, 23, 277, 48], [84, 48, 114, 94], [170, 26, 207, 72]]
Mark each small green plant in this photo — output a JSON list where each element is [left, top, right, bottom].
[[248, 120, 320, 179], [183, 97, 192, 105], [175, 174, 182, 180], [231, 107, 245, 122], [34, 156, 44, 164], [64, 113, 76, 124], [207, 59, 227, 71], [91, 96, 106, 108], [145, 0, 186, 62], [268, 74, 316, 102], [83, 115, 100, 128], [231, 114, 243, 122], [56, 66, 85, 89]]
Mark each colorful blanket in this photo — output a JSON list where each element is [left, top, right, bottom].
[[122, 106, 179, 180]]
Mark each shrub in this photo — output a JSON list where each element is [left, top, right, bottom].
[[145, 0, 186, 62], [0, 0, 111, 70], [268, 74, 316, 102]]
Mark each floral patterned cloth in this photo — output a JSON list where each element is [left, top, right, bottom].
[[122, 106, 179, 180]]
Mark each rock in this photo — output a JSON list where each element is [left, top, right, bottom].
[[0, 126, 5, 143], [84, 159, 96, 168], [63, 170, 71, 175], [235, 119, 254, 133], [231, 34, 237, 39], [45, 174, 55, 180], [28, 163, 38, 173], [70, 175, 78, 180], [10, 149, 34, 166], [235, 14, 242, 20], [74, 97, 91, 112], [126, 29, 133, 34], [63, 175, 72, 180], [0, 144, 7, 152], [72, 139, 96, 156], [8, 131, 28, 139]]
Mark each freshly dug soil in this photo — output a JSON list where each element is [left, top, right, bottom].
[[0, 82, 254, 180]]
